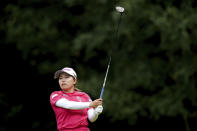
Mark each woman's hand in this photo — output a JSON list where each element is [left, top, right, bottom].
[[89, 98, 102, 108]]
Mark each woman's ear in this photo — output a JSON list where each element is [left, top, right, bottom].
[[73, 78, 77, 84]]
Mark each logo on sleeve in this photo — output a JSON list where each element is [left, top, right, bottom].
[[76, 96, 82, 102], [51, 94, 58, 99]]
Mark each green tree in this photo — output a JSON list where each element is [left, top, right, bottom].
[[3, 0, 197, 130]]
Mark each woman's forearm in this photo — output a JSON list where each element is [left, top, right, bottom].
[[87, 108, 99, 122], [55, 98, 90, 110]]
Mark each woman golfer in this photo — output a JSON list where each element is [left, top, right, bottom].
[[50, 67, 103, 131]]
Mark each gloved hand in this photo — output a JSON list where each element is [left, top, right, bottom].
[[94, 105, 103, 115]]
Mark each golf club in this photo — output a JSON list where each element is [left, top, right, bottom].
[[99, 6, 124, 99]]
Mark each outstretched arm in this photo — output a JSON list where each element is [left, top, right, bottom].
[[55, 98, 102, 110], [56, 98, 90, 110]]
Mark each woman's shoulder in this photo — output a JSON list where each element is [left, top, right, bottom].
[[76, 91, 91, 100], [75, 91, 89, 96], [50, 90, 62, 96]]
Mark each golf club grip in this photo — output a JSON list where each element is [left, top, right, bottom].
[[100, 87, 104, 99]]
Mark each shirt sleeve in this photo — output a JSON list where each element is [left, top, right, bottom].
[[55, 98, 91, 110], [87, 108, 98, 122], [88, 105, 103, 122], [50, 92, 63, 106]]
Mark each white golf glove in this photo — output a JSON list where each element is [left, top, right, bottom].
[[94, 105, 103, 115]]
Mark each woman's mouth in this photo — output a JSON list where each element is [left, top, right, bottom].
[[62, 83, 67, 86]]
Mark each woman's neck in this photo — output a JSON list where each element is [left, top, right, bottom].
[[63, 87, 75, 93]]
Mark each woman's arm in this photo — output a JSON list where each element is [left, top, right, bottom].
[[56, 98, 102, 110], [55, 98, 90, 110], [88, 105, 103, 122]]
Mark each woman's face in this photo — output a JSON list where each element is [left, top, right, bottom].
[[58, 73, 77, 93]]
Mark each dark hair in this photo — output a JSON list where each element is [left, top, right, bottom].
[[54, 70, 63, 79], [74, 88, 81, 92]]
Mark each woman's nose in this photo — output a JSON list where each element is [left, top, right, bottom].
[[62, 78, 67, 82]]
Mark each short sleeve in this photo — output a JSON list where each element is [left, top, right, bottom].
[[50, 92, 63, 105], [88, 96, 92, 102], [83, 93, 92, 110]]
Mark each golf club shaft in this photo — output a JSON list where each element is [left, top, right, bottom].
[[100, 13, 123, 99]]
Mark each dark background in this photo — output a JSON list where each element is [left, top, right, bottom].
[[1, 0, 197, 131]]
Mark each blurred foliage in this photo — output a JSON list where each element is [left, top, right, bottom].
[[1, 0, 197, 130]]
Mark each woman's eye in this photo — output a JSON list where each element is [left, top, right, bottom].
[[59, 76, 69, 79]]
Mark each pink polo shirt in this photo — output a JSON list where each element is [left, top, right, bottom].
[[50, 90, 91, 131]]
